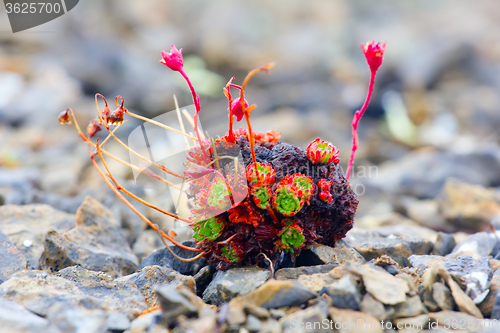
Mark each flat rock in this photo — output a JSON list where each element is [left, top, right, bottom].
[[297, 272, 337, 292], [0, 204, 75, 269], [345, 262, 410, 305], [408, 254, 444, 275], [344, 230, 433, 267], [202, 267, 270, 305], [329, 307, 383, 333], [432, 282, 455, 311], [296, 240, 366, 266], [0, 229, 26, 283], [39, 196, 138, 277], [117, 265, 196, 307], [0, 269, 147, 319], [275, 263, 337, 280], [439, 256, 492, 304], [0, 298, 62, 333], [140, 240, 206, 276], [231, 280, 316, 309]]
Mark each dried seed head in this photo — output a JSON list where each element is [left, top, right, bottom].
[[86, 119, 102, 139], [107, 96, 127, 125], [58, 109, 71, 125], [306, 138, 340, 165]]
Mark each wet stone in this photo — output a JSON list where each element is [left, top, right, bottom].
[[202, 267, 270, 305], [116, 265, 196, 307], [0, 204, 75, 269], [39, 196, 139, 277], [140, 240, 207, 276], [275, 263, 337, 280], [0, 229, 27, 284], [295, 240, 366, 266]]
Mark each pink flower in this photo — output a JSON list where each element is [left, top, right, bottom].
[[361, 41, 386, 72], [230, 97, 248, 122], [160, 44, 184, 72]]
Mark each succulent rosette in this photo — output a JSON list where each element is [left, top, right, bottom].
[[193, 217, 225, 241], [306, 138, 340, 165], [272, 181, 304, 217], [246, 162, 276, 186], [276, 223, 306, 252], [250, 185, 272, 210]]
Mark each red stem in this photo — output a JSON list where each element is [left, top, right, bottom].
[[346, 70, 376, 180]]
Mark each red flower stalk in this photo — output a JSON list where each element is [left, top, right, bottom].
[[346, 41, 386, 180], [160, 45, 205, 154]]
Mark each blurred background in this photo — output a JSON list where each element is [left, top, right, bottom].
[[1, 0, 500, 253]]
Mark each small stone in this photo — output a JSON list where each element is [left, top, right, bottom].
[[177, 316, 217, 333], [449, 232, 498, 259], [429, 310, 483, 330], [384, 265, 399, 275], [360, 293, 387, 320], [391, 295, 426, 319], [202, 267, 270, 305], [408, 254, 444, 275], [392, 314, 430, 331], [296, 240, 365, 266], [105, 312, 131, 333], [439, 256, 492, 303], [260, 318, 281, 333], [0, 298, 61, 333], [345, 230, 433, 267], [421, 286, 440, 312], [479, 275, 500, 317], [226, 305, 246, 328], [132, 229, 164, 261], [246, 314, 262, 332], [432, 282, 454, 311], [0, 204, 75, 269], [346, 262, 410, 305], [128, 310, 162, 332], [0, 269, 147, 319], [320, 275, 361, 310], [230, 280, 316, 309], [116, 265, 196, 307], [155, 285, 204, 327], [0, 229, 27, 284], [244, 304, 270, 320], [275, 263, 337, 280], [297, 272, 336, 292], [46, 305, 107, 333], [329, 307, 383, 333], [39, 197, 139, 277], [269, 309, 286, 320], [281, 305, 327, 332], [140, 240, 207, 276], [432, 232, 456, 256], [438, 265, 483, 318], [490, 289, 500, 319], [440, 178, 500, 232]]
